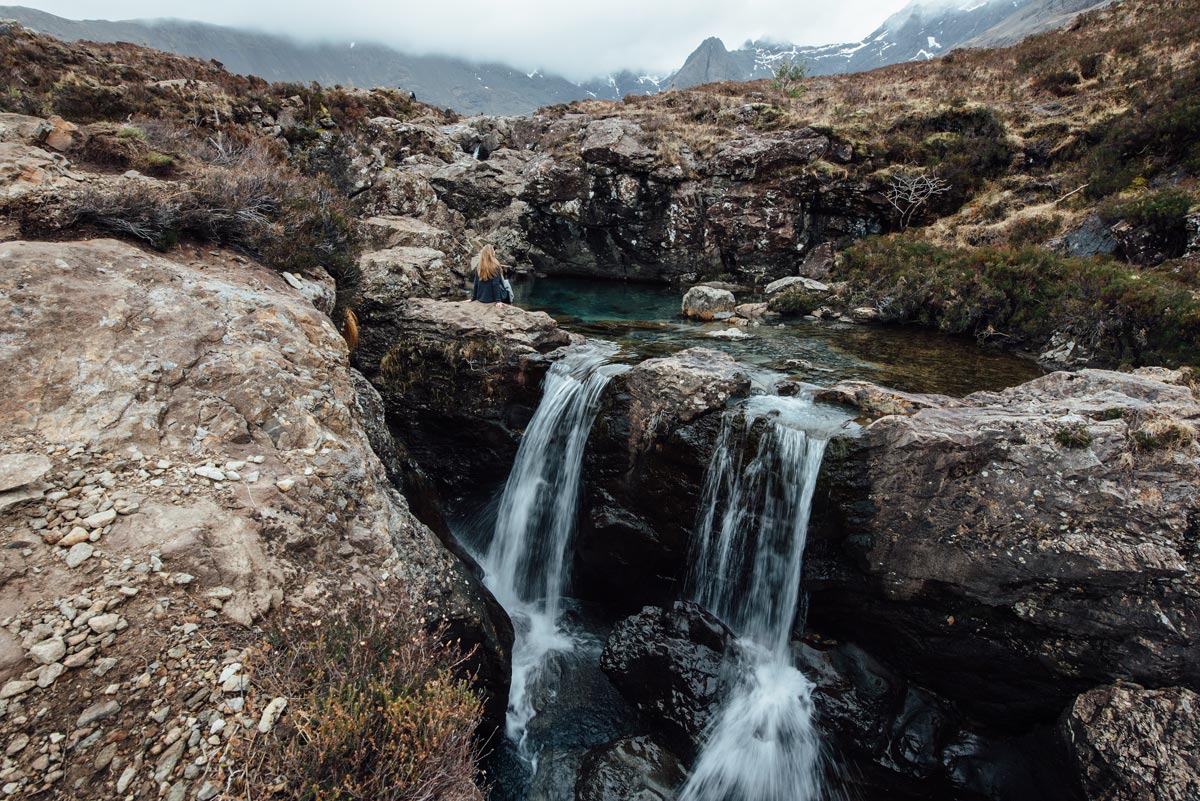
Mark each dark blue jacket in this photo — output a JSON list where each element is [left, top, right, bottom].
[[471, 274, 510, 303]]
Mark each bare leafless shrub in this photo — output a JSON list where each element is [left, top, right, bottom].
[[887, 171, 953, 230]]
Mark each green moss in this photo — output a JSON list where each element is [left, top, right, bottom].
[[767, 288, 825, 316], [1053, 425, 1094, 448]]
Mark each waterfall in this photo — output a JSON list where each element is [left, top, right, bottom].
[[681, 394, 852, 801], [482, 343, 626, 754]]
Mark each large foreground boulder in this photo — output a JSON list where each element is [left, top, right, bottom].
[[0, 239, 511, 796]]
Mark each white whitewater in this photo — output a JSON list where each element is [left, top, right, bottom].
[[681, 395, 851, 801], [482, 343, 625, 756]]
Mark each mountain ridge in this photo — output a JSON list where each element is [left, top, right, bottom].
[[1, 1, 1111, 113]]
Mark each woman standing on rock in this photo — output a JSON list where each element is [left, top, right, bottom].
[[470, 244, 514, 304]]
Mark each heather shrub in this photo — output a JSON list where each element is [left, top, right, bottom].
[[838, 234, 1200, 367], [234, 589, 484, 801]]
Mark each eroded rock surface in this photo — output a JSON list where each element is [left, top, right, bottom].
[[577, 349, 749, 613], [356, 297, 572, 495]]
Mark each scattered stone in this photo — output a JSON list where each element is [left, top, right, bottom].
[[58, 526, 90, 547], [257, 697, 287, 733], [87, 614, 121, 634], [65, 542, 94, 568], [63, 646, 96, 668], [0, 681, 34, 695], [37, 661, 65, 688], [5, 733, 28, 756], [193, 466, 226, 482], [275, 478, 295, 493], [76, 699, 120, 727], [27, 637, 66, 665], [81, 508, 117, 528]]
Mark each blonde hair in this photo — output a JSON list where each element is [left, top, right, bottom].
[[477, 244, 502, 281]]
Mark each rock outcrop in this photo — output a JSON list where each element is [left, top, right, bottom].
[[809, 368, 1200, 727], [576, 349, 750, 613], [355, 297, 573, 495], [333, 110, 886, 285], [0, 239, 511, 796]]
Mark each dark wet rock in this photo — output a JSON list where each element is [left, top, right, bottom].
[[1186, 208, 1200, 256], [1110, 218, 1188, 266], [796, 641, 1082, 801], [1052, 214, 1118, 259], [524, 644, 636, 754], [575, 735, 685, 801], [576, 349, 749, 613], [355, 298, 571, 494], [527, 748, 585, 801], [1062, 683, 1200, 801], [808, 367, 1200, 729], [600, 602, 739, 761]]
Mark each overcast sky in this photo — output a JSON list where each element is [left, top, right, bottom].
[[21, 0, 917, 80]]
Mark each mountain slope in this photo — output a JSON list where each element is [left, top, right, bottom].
[[0, 5, 611, 115], [666, 0, 1112, 88]]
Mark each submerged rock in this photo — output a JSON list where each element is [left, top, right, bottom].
[[575, 735, 685, 801]]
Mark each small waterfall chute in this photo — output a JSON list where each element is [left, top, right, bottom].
[[681, 394, 854, 801], [482, 342, 626, 754]]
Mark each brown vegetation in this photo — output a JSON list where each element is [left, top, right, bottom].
[[223, 587, 484, 800]]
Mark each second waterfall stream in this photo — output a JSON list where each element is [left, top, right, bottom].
[[681, 395, 855, 801], [480, 343, 627, 758]]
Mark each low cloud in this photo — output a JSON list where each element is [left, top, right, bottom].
[[24, 0, 912, 80]]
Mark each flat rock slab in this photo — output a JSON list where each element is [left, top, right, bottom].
[[0, 454, 51, 492]]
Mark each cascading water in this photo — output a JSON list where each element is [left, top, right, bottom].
[[482, 343, 627, 757], [681, 394, 854, 801]]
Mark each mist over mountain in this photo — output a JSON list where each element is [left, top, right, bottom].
[[0, 0, 1110, 113]]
